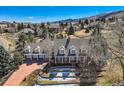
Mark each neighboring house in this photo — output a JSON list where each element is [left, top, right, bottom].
[[19, 28, 35, 34], [49, 23, 61, 33], [0, 24, 7, 28], [4, 27, 17, 33]]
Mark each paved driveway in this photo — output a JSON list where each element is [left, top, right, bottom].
[[3, 63, 47, 86]]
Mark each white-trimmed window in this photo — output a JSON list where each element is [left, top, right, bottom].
[[25, 46, 31, 53], [59, 46, 65, 55], [70, 45, 77, 54], [34, 46, 40, 53], [71, 49, 76, 54], [80, 49, 87, 54], [59, 49, 64, 54]]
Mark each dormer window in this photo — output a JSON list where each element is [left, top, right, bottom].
[[58, 46, 65, 55], [71, 49, 76, 54], [25, 50, 29, 53], [25, 46, 31, 53], [80, 48, 87, 55], [34, 46, 40, 53], [81, 49, 86, 53], [59, 49, 65, 54], [69, 45, 77, 55]]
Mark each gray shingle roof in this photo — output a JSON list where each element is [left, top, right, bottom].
[[25, 38, 90, 56]]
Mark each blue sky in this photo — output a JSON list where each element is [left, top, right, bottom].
[[0, 6, 124, 23]]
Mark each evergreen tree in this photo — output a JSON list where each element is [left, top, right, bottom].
[[27, 32, 34, 42], [34, 24, 38, 35], [27, 24, 31, 28], [40, 23, 45, 29], [79, 20, 82, 24], [18, 32, 27, 48], [84, 19, 89, 25], [68, 25, 74, 35], [13, 51, 24, 66], [80, 21, 84, 29], [65, 22, 68, 27], [0, 46, 16, 79], [17, 23, 21, 31], [101, 18, 106, 23], [42, 29, 47, 39], [59, 22, 64, 29], [21, 22, 24, 30]]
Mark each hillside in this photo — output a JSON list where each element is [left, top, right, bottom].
[[51, 10, 124, 23]]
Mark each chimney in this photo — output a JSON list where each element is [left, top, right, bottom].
[[65, 36, 71, 49]]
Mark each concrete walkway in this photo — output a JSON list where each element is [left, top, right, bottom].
[[3, 63, 47, 86]]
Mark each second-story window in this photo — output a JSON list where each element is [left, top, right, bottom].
[[70, 49, 76, 54], [25, 46, 31, 53], [59, 49, 65, 54], [80, 49, 87, 54], [25, 49, 29, 53], [59, 46, 65, 55], [70, 45, 77, 55], [34, 46, 40, 53]]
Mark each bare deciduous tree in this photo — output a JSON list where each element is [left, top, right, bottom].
[[109, 20, 124, 84]]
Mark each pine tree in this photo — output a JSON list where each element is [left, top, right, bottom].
[[13, 51, 24, 66], [0, 46, 16, 79], [21, 22, 24, 30], [27, 24, 31, 28], [17, 23, 21, 31], [68, 25, 74, 35]]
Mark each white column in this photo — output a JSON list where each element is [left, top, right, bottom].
[[62, 57, 63, 64], [30, 54, 32, 64], [37, 54, 38, 61]]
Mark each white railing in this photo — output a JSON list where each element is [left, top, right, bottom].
[[24, 53, 86, 64]]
